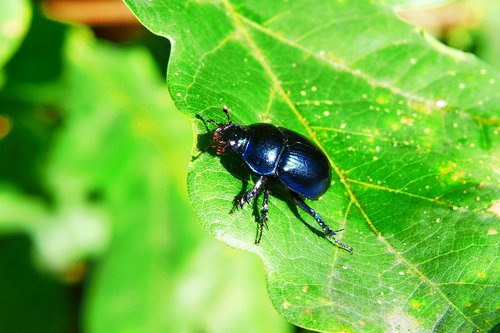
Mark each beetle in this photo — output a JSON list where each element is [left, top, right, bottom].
[[210, 106, 353, 253]]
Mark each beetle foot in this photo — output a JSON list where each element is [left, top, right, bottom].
[[255, 218, 268, 244], [230, 197, 244, 213], [230, 193, 255, 213], [326, 232, 353, 254], [239, 195, 251, 209]]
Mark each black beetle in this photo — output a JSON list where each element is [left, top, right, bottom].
[[211, 106, 353, 253]]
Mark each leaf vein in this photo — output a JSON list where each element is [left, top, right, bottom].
[[222, 1, 480, 329]]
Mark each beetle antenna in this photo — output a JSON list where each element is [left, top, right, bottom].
[[222, 105, 232, 124], [195, 114, 217, 131]]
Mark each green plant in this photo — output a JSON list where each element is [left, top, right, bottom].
[[1, 0, 499, 332], [124, 0, 499, 332]]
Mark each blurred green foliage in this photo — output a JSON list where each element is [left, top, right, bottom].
[[0, 2, 291, 333], [0, 0, 498, 333]]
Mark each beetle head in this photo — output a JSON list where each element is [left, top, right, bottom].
[[211, 106, 248, 155]]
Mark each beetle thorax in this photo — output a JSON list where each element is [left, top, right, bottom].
[[213, 124, 248, 155]]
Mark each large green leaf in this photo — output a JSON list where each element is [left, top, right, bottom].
[[125, 0, 499, 332]]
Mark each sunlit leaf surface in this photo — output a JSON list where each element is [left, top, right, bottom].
[[125, 0, 499, 331]]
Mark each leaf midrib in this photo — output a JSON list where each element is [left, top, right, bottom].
[[221, 0, 478, 329]]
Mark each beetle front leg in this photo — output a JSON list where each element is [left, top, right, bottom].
[[292, 193, 353, 253], [237, 176, 267, 209]]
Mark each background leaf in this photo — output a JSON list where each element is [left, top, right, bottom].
[[125, 0, 500, 332], [0, 5, 292, 332]]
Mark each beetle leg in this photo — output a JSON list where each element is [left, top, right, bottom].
[[291, 193, 353, 253], [239, 176, 266, 208], [256, 189, 270, 244], [260, 189, 269, 224]]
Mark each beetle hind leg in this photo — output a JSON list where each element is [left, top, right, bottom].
[[255, 189, 270, 244], [291, 193, 353, 253]]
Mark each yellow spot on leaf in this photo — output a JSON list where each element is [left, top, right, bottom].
[[302, 285, 309, 293], [410, 102, 432, 114], [478, 272, 485, 278], [439, 161, 457, 175], [282, 301, 291, 309], [320, 297, 331, 305], [376, 96, 388, 105], [410, 299, 423, 310], [487, 228, 497, 236], [451, 170, 467, 183], [400, 116, 414, 126]]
